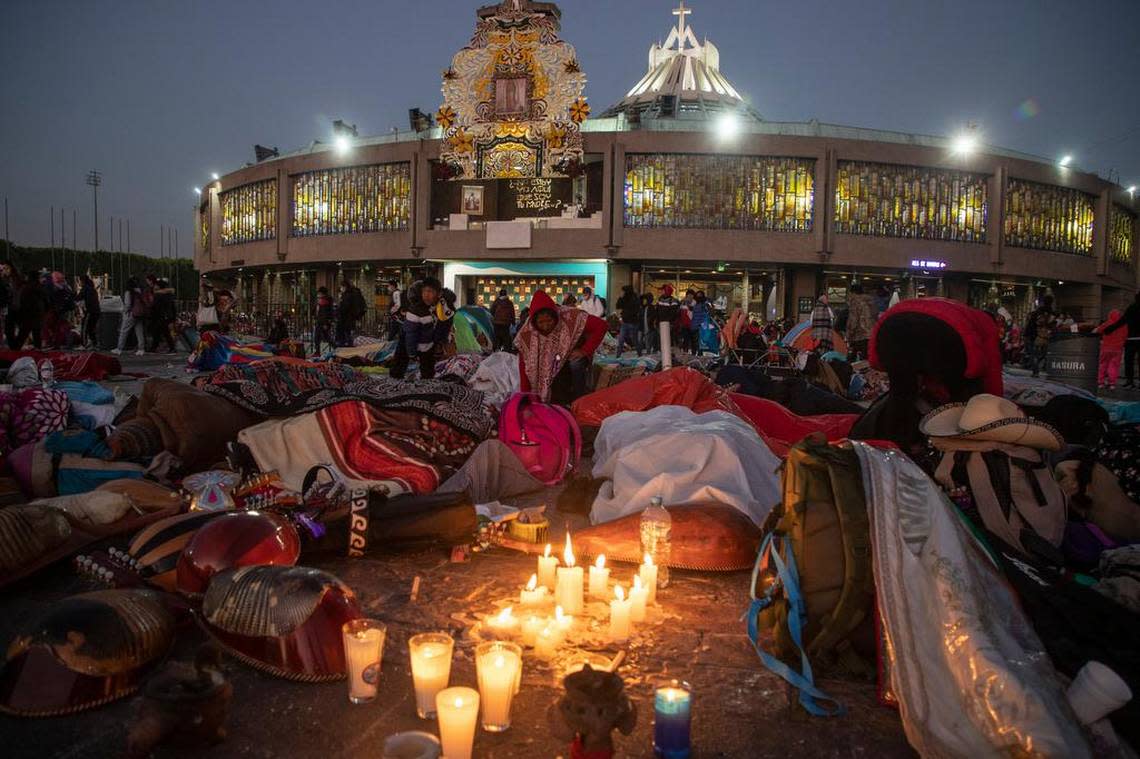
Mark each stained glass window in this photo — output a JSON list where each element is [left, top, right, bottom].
[[220, 179, 277, 246], [624, 154, 814, 232], [291, 163, 411, 237], [834, 161, 988, 242], [1004, 178, 1094, 256], [1109, 204, 1136, 265], [198, 206, 210, 257]]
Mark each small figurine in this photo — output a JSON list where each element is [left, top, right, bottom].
[[127, 644, 232, 758], [548, 664, 637, 759]]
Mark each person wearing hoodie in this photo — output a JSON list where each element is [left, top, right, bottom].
[[515, 290, 607, 404], [577, 286, 605, 319], [146, 274, 178, 353], [390, 278, 441, 380], [1104, 292, 1140, 388], [1095, 308, 1128, 390], [615, 285, 642, 356]]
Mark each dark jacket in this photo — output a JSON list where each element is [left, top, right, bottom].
[[1105, 301, 1140, 339], [17, 281, 47, 320], [315, 294, 334, 325], [338, 285, 366, 325], [491, 296, 516, 326], [617, 290, 641, 325], [401, 295, 437, 356], [150, 284, 176, 323], [81, 282, 100, 314]]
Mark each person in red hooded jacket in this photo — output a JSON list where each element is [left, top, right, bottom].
[[1095, 308, 1128, 389], [515, 289, 607, 404]]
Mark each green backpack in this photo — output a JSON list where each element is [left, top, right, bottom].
[[746, 436, 876, 715]]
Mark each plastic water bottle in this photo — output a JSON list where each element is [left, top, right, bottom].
[[640, 495, 672, 588], [40, 360, 54, 389]]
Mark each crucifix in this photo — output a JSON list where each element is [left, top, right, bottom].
[[672, 1, 691, 38]]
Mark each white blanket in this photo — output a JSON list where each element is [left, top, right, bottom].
[[590, 406, 780, 526], [470, 352, 520, 409], [853, 442, 1089, 758]]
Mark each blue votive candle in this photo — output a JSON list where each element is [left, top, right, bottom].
[[654, 681, 692, 759]]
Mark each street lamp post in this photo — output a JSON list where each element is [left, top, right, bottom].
[[85, 169, 101, 255]]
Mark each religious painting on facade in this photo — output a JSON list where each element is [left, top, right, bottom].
[[461, 185, 484, 215], [494, 77, 529, 118]]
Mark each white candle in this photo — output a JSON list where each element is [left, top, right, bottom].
[[436, 686, 479, 759], [629, 574, 649, 623], [519, 574, 548, 607], [554, 605, 573, 633], [475, 642, 522, 732], [486, 606, 519, 637], [342, 619, 386, 704], [640, 553, 660, 605], [588, 554, 610, 599], [555, 533, 584, 615], [609, 585, 632, 643], [537, 543, 559, 590], [408, 633, 453, 719], [521, 614, 545, 647], [535, 623, 562, 659]]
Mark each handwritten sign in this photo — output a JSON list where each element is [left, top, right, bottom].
[[509, 179, 558, 211]]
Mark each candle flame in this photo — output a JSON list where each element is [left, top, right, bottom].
[[555, 605, 565, 622], [666, 689, 675, 702], [633, 574, 643, 590], [544, 543, 552, 558], [643, 553, 654, 567], [497, 606, 514, 622], [595, 554, 605, 570], [494, 655, 505, 668], [526, 574, 537, 591], [540, 625, 554, 639], [454, 696, 464, 708], [563, 532, 575, 567], [615, 585, 625, 602]]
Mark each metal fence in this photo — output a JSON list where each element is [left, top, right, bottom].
[[178, 299, 393, 342]]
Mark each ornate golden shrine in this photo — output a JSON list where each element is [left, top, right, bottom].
[[438, 0, 588, 180]]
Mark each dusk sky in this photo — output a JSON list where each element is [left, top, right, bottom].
[[2, 0, 1139, 256]]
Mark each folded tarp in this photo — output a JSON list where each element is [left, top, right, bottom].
[[590, 406, 781, 527]]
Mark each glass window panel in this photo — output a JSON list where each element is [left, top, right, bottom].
[[290, 163, 411, 238], [220, 179, 277, 246], [1003, 178, 1095, 256], [1109, 204, 1136, 265]]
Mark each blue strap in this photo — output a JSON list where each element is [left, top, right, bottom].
[[743, 534, 845, 717]]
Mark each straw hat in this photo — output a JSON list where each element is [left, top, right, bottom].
[[919, 393, 1064, 451]]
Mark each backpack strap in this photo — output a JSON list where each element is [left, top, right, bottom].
[[744, 533, 845, 717]]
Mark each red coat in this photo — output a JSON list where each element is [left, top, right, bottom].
[[517, 290, 607, 393], [1096, 310, 1127, 353]]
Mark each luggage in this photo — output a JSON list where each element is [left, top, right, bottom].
[[746, 435, 875, 716], [499, 392, 581, 486]]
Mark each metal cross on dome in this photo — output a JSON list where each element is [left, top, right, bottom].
[[672, 1, 692, 37]]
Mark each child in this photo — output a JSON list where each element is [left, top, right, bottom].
[[1095, 309, 1126, 389]]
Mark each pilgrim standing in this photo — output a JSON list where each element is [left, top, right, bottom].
[[515, 290, 607, 405]]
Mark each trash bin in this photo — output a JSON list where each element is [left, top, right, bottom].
[[1046, 333, 1100, 394], [97, 295, 124, 351]]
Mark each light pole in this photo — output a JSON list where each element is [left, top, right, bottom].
[[85, 170, 101, 255]]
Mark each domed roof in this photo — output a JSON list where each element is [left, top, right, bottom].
[[600, 2, 759, 121]]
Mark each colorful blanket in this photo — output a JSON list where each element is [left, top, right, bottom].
[[0, 350, 122, 381], [193, 358, 363, 410], [187, 332, 276, 371]]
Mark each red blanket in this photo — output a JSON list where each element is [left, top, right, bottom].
[[0, 350, 122, 381], [729, 393, 858, 458]]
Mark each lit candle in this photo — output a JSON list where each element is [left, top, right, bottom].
[[436, 686, 479, 759], [629, 574, 649, 623], [342, 619, 387, 704], [475, 642, 522, 732], [521, 614, 546, 647], [555, 533, 584, 615], [519, 574, 548, 607], [588, 554, 610, 599], [537, 543, 559, 590], [654, 681, 692, 759], [609, 585, 632, 643], [554, 605, 573, 632], [640, 553, 660, 605], [408, 632, 453, 719], [535, 623, 562, 659], [486, 606, 519, 636]]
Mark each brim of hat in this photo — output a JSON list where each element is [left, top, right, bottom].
[[919, 403, 967, 438], [921, 404, 1064, 451]]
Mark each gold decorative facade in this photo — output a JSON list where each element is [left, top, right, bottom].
[[1004, 178, 1094, 255], [220, 179, 277, 246], [1109, 204, 1136, 265], [834, 161, 987, 242], [291, 163, 411, 237], [624, 154, 814, 232]]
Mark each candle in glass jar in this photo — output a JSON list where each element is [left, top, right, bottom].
[[640, 553, 660, 605], [408, 632, 453, 719], [535, 623, 562, 658], [555, 533, 584, 615], [537, 543, 559, 590], [654, 681, 692, 759], [609, 585, 632, 643], [487, 606, 519, 636], [475, 642, 522, 732], [588, 554, 610, 599], [519, 574, 548, 607], [629, 574, 649, 623], [342, 619, 386, 704], [521, 614, 546, 647], [554, 605, 573, 632], [436, 686, 479, 759]]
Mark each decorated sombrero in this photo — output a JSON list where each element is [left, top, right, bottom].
[[919, 393, 1064, 451]]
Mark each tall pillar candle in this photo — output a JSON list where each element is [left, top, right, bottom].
[[475, 642, 522, 732], [537, 544, 559, 590], [640, 554, 660, 605], [436, 687, 479, 759], [408, 632, 453, 719], [555, 533, 584, 615], [588, 554, 610, 599], [629, 574, 649, 623], [609, 585, 632, 643]]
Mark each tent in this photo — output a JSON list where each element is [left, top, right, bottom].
[[781, 319, 849, 354]]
